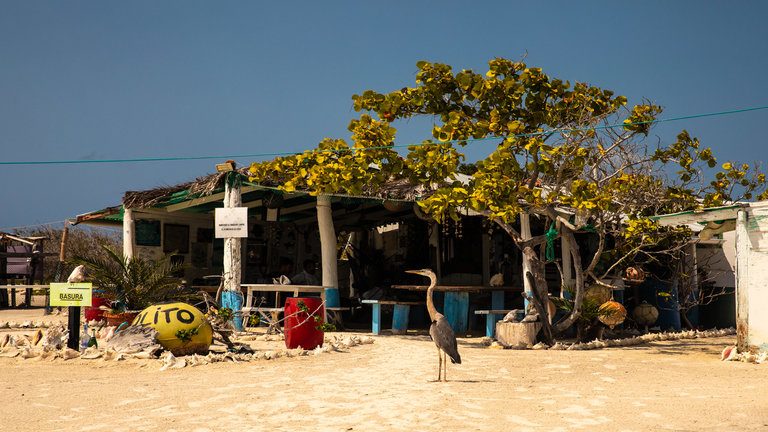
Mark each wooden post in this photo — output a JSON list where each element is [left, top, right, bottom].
[[317, 195, 339, 315], [222, 171, 244, 330], [735, 209, 750, 351], [123, 208, 135, 260], [520, 212, 532, 309]]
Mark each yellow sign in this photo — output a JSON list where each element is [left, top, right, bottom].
[[49, 283, 93, 307]]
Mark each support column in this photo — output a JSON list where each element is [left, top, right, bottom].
[[735, 209, 750, 351], [123, 208, 135, 260], [222, 172, 243, 330], [317, 195, 339, 309], [521, 212, 532, 309]]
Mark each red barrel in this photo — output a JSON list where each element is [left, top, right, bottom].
[[84, 296, 111, 322], [284, 297, 324, 350]]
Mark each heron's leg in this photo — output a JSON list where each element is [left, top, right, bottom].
[[437, 348, 442, 382], [442, 351, 447, 382]]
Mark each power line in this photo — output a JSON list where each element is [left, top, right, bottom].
[[1, 104, 766, 167], [0, 219, 70, 232]]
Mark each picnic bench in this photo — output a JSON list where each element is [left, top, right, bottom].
[[361, 299, 422, 335], [390, 284, 521, 334]]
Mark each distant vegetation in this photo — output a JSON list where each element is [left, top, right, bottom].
[[13, 225, 121, 282]]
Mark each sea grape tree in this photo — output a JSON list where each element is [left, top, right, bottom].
[[250, 58, 767, 342]]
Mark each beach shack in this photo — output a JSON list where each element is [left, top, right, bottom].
[[653, 202, 768, 353], [75, 167, 591, 335]]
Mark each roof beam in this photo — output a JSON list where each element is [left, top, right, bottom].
[[163, 186, 259, 212], [652, 206, 742, 227]]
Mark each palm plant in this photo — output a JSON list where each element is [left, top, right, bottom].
[[73, 244, 191, 312]]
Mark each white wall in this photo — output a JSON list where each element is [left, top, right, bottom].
[[132, 210, 218, 282], [746, 204, 768, 351]]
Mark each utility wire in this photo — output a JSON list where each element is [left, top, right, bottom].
[[1, 104, 766, 167]]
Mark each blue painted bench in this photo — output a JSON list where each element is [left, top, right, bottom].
[[474, 309, 515, 337], [361, 300, 422, 335]]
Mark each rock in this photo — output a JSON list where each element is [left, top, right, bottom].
[[0, 334, 9, 348], [532, 342, 549, 350]]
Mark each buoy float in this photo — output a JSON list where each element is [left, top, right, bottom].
[[132, 302, 213, 356]]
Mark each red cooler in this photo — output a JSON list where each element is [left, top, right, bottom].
[[84, 296, 111, 321], [284, 297, 324, 350]]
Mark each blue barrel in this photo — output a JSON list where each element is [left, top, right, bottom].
[[392, 304, 410, 334], [324, 287, 340, 308], [221, 290, 244, 331], [651, 279, 681, 331], [443, 292, 469, 334]]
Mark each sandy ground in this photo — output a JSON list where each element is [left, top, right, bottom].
[[1, 307, 767, 432]]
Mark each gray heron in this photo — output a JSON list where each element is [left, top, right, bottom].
[[405, 268, 461, 382]]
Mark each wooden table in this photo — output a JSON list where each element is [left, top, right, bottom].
[[390, 285, 522, 333], [241, 284, 326, 308], [241, 284, 327, 332]]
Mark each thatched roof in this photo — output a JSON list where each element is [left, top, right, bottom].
[[122, 172, 229, 209], [121, 169, 426, 210]]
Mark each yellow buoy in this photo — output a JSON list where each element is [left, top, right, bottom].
[[132, 302, 213, 356]]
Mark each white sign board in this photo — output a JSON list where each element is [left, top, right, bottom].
[[215, 207, 249, 238]]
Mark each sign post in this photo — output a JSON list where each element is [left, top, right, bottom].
[[50, 282, 93, 350]]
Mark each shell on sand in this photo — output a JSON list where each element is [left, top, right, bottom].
[[42, 325, 67, 350], [32, 329, 43, 346], [20, 348, 39, 359], [81, 347, 103, 360], [0, 334, 9, 348], [61, 348, 80, 360], [102, 349, 117, 361], [159, 352, 186, 370], [39, 350, 57, 360], [0, 347, 20, 358], [13, 335, 31, 347], [721, 345, 738, 361]]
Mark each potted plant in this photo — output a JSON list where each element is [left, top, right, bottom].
[[73, 245, 192, 326]]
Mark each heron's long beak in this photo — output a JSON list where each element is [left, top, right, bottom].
[[404, 270, 419, 275]]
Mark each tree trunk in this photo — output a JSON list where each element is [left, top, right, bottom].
[[524, 270, 554, 345], [553, 228, 584, 333]]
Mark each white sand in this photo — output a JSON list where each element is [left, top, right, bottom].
[[1, 307, 767, 431]]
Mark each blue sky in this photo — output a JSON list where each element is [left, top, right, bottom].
[[1, 1, 767, 230]]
